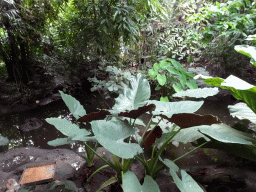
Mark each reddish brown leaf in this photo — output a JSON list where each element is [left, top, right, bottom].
[[77, 110, 110, 123], [142, 126, 163, 149], [118, 104, 156, 119], [160, 113, 221, 128]]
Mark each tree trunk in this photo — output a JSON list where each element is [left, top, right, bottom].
[[4, 26, 32, 84]]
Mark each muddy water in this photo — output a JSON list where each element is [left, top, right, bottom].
[[0, 93, 109, 154]]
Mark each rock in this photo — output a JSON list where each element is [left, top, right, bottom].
[[19, 118, 43, 132], [37, 93, 61, 106], [0, 147, 86, 191], [54, 161, 76, 181]]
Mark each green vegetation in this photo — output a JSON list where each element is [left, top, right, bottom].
[[148, 58, 198, 101], [1, 0, 256, 191]]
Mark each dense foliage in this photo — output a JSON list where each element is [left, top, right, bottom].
[[2, 0, 256, 191]]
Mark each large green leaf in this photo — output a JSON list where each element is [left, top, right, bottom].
[[154, 63, 160, 71], [45, 118, 91, 139], [186, 79, 198, 89], [173, 127, 211, 143], [159, 60, 170, 70], [91, 119, 143, 158], [122, 171, 160, 192], [149, 69, 158, 77], [155, 127, 210, 148], [173, 87, 219, 98], [47, 138, 74, 146], [147, 100, 204, 118], [197, 124, 256, 145], [166, 66, 180, 75], [228, 102, 256, 123], [234, 45, 256, 66], [172, 83, 183, 92], [159, 158, 204, 192], [179, 74, 187, 88], [157, 74, 166, 86], [59, 91, 86, 120], [112, 73, 151, 112], [168, 58, 182, 69]]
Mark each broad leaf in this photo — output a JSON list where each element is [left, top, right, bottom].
[[197, 124, 256, 145], [173, 87, 219, 98], [172, 127, 211, 143], [149, 69, 158, 77], [154, 63, 160, 71], [112, 73, 151, 112], [91, 119, 143, 158], [228, 102, 256, 123], [168, 58, 182, 69], [159, 158, 204, 192], [173, 83, 183, 92], [166, 66, 180, 75], [47, 138, 74, 146], [146, 100, 204, 118], [45, 118, 91, 139], [122, 171, 160, 192], [179, 74, 187, 88], [234, 45, 256, 66], [59, 91, 86, 120], [142, 175, 161, 192], [157, 74, 166, 86], [186, 79, 198, 89], [160, 96, 169, 102], [159, 60, 170, 70], [162, 113, 221, 128]]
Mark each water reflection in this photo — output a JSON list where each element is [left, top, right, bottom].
[[0, 94, 102, 153]]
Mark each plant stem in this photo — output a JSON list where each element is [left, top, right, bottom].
[[140, 116, 162, 146], [149, 128, 181, 177], [173, 140, 210, 163], [84, 143, 120, 172], [87, 165, 109, 182]]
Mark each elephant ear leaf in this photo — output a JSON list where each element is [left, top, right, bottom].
[[59, 91, 86, 120], [159, 157, 204, 192], [111, 73, 151, 113], [91, 119, 143, 159], [122, 171, 160, 192]]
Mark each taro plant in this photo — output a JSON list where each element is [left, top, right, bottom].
[[148, 58, 198, 102], [44, 71, 256, 192], [45, 91, 98, 168]]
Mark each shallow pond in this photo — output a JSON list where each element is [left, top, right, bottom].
[[0, 93, 109, 154]]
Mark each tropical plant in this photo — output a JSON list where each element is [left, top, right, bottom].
[[148, 58, 198, 101], [43, 66, 256, 191]]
